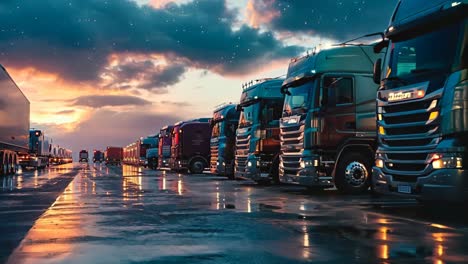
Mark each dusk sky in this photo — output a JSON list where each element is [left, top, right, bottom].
[[0, 0, 397, 156]]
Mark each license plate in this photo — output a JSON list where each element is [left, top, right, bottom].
[[397, 185, 412, 194]]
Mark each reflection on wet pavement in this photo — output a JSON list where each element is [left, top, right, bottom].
[[1, 166, 74, 192], [6, 164, 468, 263]]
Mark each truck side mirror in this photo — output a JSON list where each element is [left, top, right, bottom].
[[373, 58, 382, 84], [374, 40, 389, 53]]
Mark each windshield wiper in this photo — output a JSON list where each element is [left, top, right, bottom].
[[410, 68, 441, 74], [382, 76, 408, 86]]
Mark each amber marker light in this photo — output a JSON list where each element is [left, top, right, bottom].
[[379, 126, 385, 135]]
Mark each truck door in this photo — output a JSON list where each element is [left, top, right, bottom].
[[321, 75, 356, 148]]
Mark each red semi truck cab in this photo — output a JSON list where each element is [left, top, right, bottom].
[[158, 125, 174, 169], [170, 118, 211, 174], [105, 147, 123, 165]]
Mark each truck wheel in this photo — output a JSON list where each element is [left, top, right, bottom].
[[189, 159, 205, 174], [335, 153, 371, 194]]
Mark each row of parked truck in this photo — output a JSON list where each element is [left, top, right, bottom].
[[1, 0, 466, 202], [0, 65, 73, 175], [116, 0, 468, 202]]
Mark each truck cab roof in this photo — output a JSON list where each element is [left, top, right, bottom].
[[174, 118, 210, 127], [387, 0, 467, 37], [212, 104, 238, 123], [239, 78, 284, 106], [283, 45, 379, 88]]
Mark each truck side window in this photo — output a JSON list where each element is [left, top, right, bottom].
[[324, 77, 354, 105]]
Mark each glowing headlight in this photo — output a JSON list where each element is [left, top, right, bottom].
[[375, 159, 384, 168], [300, 159, 317, 168], [216, 162, 220, 166], [430, 153, 462, 169], [247, 161, 253, 167]]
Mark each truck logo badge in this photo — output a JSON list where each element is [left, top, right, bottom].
[[388, 91, 412, 102]]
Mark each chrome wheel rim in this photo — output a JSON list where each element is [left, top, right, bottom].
[[344, 161, 368, 187]]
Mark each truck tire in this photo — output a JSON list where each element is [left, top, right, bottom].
[[335, 152, 371, 194], [189, 159, 205, 174]]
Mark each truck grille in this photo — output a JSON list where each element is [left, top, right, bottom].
[[235, 133, 250, 174], [378, 88, 443, 180], [280, 124, 304, 176], [162, 145, 171, 157], [210, 142, 219, 172]]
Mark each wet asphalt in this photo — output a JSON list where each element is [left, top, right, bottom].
[[1, 163, 467, 264]]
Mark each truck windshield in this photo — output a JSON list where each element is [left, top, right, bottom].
[[239, 103, 257, 128], [385, 21, 462, 88], [283, 81, 314, 117]]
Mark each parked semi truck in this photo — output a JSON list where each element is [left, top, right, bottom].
[[79, 150, 89, 163], [93, 150, 104, 163], [373, 0, 468, 201], [170, 118, 211, 174], [0, 65, 30, 176], [50, 144, 72, 164], [62, 148, 73, 164], [210, 103, 240, 178], [123, 137, 153, 166], [234, 78, 284, 183], [105, 147, 123, 165], [158, 125, 174, 169], [19, 129, 51, 169], [279, 45, 382, 193], [143, 134, 159, 169]]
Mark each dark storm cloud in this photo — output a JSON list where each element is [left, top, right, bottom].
[[253, 0, 398, 41], [102, 59, 187, 92], [71, 95, 151, 108], [0, 0, 303, 83]]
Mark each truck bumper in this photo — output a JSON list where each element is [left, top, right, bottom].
[[235, 157, 273, 182], [372, 167, 468, 202], [211, 161, 234, 176], [158, 158, 170, 168], [279, 167, 334, 187], [171, 159, 188, 171]]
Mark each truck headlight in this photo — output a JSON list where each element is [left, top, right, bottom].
[[300, 159, 318, 168], [216, 162, 220, 166], [375, 159, 384, 168], [430, 153, 463, 169]]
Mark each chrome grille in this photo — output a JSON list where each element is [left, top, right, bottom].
[[280, 124, 304, 176], [235, 133, 250, 174], [210, 143, 219, 172], [378, 89, 442, 181]]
